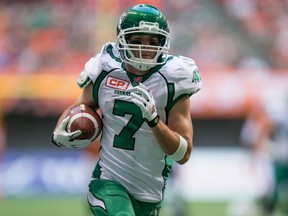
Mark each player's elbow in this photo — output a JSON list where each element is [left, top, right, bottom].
[[176, 151, 191, 165], [167, 135, 192, 164], [176, 142, 192, 165]]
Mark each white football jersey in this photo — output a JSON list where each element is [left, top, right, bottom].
[[81, 42, 202, 202]]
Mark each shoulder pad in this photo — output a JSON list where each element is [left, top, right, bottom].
[[162, 55, 202, 98], [77, 70, 92, 88]]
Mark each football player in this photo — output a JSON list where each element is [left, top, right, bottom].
[[52, 4, 202, 216], [240, 88, 288, 215], [260, 89, 288, 215]]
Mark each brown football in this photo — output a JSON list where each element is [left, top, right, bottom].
[[66, 104, 102, 141]]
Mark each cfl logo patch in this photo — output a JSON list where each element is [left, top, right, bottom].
[[106, 76, 129, 90]]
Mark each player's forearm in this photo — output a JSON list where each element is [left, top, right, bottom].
[[151, 120, 192, 164]]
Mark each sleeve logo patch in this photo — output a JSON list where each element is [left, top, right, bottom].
[[105, 76, 129, 90], [192, 69, 201, 83]]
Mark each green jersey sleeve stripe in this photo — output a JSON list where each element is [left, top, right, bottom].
[[93, 70, 109, 107]]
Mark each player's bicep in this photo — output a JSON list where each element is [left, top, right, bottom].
[[74, 83, 97, 109], [167, 96, 193, 147]]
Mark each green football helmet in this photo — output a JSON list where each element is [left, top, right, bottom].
[[116, 4, 170, 71]]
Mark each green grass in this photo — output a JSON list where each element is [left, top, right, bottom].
[[186, 201, 228, 216], [0, 196, 89, 216], [162, 200, 228, 216], [0, 197, 228, 216]]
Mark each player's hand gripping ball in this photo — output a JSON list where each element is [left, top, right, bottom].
[[67, 104, 102, 142]]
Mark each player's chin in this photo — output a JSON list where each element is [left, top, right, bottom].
[[141, 53, 156, 59], [141, 55, 152, 59]]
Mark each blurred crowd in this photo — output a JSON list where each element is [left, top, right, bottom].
[[219, 0, 288, 70], [0, 0, 98, 74], [0, 0, 288, 75]]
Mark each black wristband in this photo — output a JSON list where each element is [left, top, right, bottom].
[[146, 115, 160, 128]]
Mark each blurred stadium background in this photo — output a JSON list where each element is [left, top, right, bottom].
[[1, 0, 288, 215]]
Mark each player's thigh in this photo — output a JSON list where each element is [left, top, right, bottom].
[[88, 179, 135, 216]]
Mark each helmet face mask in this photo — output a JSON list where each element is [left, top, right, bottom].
[[116, 4, 170, 71]]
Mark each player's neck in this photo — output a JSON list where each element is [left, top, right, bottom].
[[125, 63, 149, 75]]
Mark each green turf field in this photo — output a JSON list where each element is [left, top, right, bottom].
[[0, 197, 228, 216]]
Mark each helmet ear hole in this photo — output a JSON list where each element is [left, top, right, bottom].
[[125, 33, 133, 43], [158, 35, 166, 47], [157, 54, 163, 63]]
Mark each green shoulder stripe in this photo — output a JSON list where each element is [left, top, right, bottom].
[[93, 70, 109, 107], [165, 83, 175, 112]]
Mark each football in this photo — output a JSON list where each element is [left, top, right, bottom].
[[66, 104, 102, 141]]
